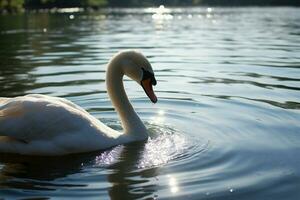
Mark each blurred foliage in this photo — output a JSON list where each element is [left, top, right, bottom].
[[0, 0, 24, 13], [24, 0, 107, 9], [0, 0, 299, 13], [82, 0, 107, 7]]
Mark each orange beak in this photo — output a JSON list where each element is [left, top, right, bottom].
[[141, 78, 157, 103]]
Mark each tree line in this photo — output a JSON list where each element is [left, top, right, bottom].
[[1, 0, 299, 13]]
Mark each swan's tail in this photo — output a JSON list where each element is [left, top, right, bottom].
[[0, 106, 23, 118], [0, 99, 25, 139], [0, 98, 9, 117], [0, 98, 10, 105]]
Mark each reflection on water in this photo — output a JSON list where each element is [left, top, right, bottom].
[[0, 6, 300, 200], [0, 142, 156, 199], [107, 142, 158, 200]]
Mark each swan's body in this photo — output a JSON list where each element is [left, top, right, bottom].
[[0, 50, 157, 155]]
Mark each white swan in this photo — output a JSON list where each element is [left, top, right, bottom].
[[0, 50, 158, 155]]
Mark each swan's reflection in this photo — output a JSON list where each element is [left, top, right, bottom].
[[0, 152, 95, 190], [0, 141, 159, 199], [107, 141, 159, 200]]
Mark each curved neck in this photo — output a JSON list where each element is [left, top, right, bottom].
[[106, 59, 147, 140]]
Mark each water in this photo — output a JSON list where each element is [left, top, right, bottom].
[[0, 7, 300, 200]]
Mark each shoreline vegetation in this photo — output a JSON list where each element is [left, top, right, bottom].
[[1, 0, 300, 14]]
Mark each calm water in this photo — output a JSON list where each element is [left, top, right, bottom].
[[0, 7, 300, 200]]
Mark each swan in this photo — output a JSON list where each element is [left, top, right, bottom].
[[0, 50, 157, 155]]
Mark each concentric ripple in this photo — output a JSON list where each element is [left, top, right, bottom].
[[92, 124, 208, 169]]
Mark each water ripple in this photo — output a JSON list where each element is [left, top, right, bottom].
[[0, 7, 300, 200]]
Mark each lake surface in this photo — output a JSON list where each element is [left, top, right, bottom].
[[0, 6, 300, 200]]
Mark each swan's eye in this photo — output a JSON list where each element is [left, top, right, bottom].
[[141, 68, 156, 86]]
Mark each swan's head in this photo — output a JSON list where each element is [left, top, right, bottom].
[[118, 50, 158, 103]]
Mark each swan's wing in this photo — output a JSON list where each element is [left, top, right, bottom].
[[25, 94, 89, 114], [0, 96, 91, 142]]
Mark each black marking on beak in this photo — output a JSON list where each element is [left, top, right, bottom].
[[141, 68, 157, 86]]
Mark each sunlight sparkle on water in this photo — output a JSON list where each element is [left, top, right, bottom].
[[207, 7, 213, 13], [150, 110, 165, 124], [94, 146, 123, 166], [151, 5, 173, 21], [147, 5, 171, 14], [168, 175, 179, 193], [57, 7, 83, 13], [158, 110, 165, 116], [137, 130, 188, 168]]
